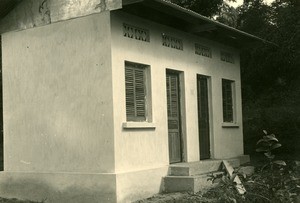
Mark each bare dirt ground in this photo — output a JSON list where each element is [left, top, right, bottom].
[[134, 191, 217, 203]]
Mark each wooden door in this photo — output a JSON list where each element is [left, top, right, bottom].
[[197, 75, 210, 160], [166, 72, 182, 163]]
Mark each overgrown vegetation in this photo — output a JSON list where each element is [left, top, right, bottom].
[[138, 158, 300, 202], [203, 160, 300, 202], [238, 0, 300, 160], [137, 131, 300, 203], [256, 130, 286, 170], [204, 130, 300, 203]]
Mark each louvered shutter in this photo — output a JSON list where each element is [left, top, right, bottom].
[[125, 63, 146, 121], [222, 79, 233, 122], [166, 72, 181, 163], [167, 75, 179, 117]]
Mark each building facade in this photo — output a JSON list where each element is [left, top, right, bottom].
[[0, 0, 261, 202]]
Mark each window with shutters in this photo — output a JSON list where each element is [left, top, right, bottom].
[[222, 79, 235, 123], [125, 61, 151, 122]]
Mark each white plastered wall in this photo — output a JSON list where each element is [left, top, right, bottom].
[[110, 11, 244, 174], [2, 12, 115, 173]]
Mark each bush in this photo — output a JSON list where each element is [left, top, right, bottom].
[[205, 131, 300, 202]]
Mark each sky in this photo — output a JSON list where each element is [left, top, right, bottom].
[[227, 0, 275, 7]]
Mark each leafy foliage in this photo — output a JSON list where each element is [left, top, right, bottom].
[[168, 0, 228, 17], [140, 160, 300, 203], [205, 132, 299, 203], [239, 0, 300, 99], [245, 161, 300, 203], [216, 3, 239, 27], [256, 130, 286, 170], [237, 0, 300, 157]]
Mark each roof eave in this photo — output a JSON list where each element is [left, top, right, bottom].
[[122, 0, 276, 47]]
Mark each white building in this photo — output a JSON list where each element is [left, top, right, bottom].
[[0, 0, 265, 202]]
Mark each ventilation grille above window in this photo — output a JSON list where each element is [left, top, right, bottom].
[[195, 44, 212, 58], [221, 51, 234, 63], [123, 23, 150, 42], [162, 34, 183, 50]]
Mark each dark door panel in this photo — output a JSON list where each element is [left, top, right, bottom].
[[197, 75, 210, 160]]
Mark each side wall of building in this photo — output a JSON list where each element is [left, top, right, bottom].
[[2, 12, 115, 174], [0, 11, 118, 203], [110, 11, 244, 202]]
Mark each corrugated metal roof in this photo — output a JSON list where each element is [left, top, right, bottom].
[[122, 0, 274, 47]]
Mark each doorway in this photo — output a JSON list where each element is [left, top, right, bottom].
[[166, 71, 182, 163], [197, 75, 211, 160]]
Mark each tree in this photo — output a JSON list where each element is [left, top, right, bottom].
[[238, 0, 300, 99], [216, 3, 239, 28], [169, 0, 225, 17], [238, 0, 300, 156], [169, 0, 240, 27]]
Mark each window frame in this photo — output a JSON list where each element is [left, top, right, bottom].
[[222, 79, 236, 124], [124, 61, 152, 123]]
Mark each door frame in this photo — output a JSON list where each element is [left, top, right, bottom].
[[197, 74, 214, 160], [166, 69, 186, 163]]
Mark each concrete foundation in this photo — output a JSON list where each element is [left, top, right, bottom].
[[0, 172, 117, 203], [0, 166, 169, 203], [116, 166, 169, 202]]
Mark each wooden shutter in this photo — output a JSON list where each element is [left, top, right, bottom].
[[166, 72, 182, 163], [167, 75, 179, 119], [222, 79, 233, 122], [125, 63, 146, 121]]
